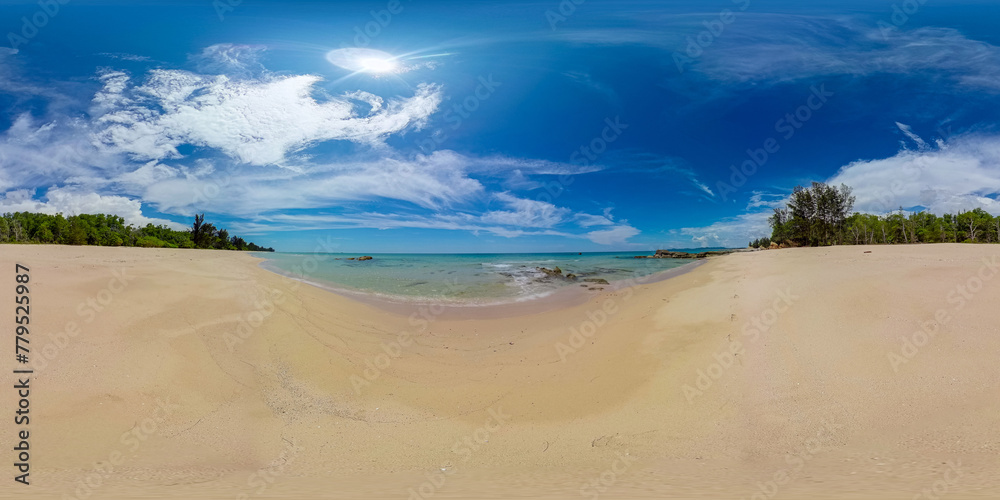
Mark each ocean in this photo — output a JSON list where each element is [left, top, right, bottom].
[[255, 250, 728, 306]]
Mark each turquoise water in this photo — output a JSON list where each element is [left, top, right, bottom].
[[256, 250, 724, 305]]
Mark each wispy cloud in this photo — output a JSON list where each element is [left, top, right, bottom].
[[895, 121, 928, 150], [563, 71, 617, 102], [557, 15, 1000, 92]]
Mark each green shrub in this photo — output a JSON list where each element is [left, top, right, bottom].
[[136, 236, 167, 248]]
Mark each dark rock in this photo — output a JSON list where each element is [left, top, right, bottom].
[[640, 249, 741, 259], [583, 278, 609, 285], [537, 267, 564, 277], [358, 256, 373, 261]]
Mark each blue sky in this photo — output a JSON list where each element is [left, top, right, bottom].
[[2, 0, 1000, 252]]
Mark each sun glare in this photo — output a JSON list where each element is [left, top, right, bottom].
[[358, 57, 398, 73], [326, 48, 401, 74]]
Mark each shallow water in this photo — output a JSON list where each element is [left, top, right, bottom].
[[255, 250, 724, 305]]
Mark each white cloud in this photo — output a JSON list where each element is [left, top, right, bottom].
[[895, 122, 928, 150], [829, 133, 1000, 216], [99, 52, 153, 62], [679, 211, 772, 248], [129, 150, 487, 216], [477, 193, 569, 228], [0, 114, 109, 188], [692, 178, 715, 198], [191, 44, 266, 75], [586, 224, 640, 245], [746, 191, 787, 211], [0, 187, 184, 229], [92, 69, 443, 165], [575, 213, 615, 227]]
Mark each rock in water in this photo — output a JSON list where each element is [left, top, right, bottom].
[[640, 249, 740, 259], [537, 267, 563, 277]]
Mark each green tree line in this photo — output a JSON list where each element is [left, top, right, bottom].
[[763, 182, 1000, 246], [0, 212, 275, 251]]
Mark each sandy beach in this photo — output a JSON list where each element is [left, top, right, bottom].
[[3, 244, 999, 499]]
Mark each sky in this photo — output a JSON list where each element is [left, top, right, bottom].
[[1, 0, 1000, 253]]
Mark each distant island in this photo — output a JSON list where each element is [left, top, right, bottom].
[[751, 182, 1000, 249], [0, 212, 274, 252]]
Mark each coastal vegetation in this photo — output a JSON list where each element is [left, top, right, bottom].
[[762, 182, 1000, 247], [0, 212, 274, 251]]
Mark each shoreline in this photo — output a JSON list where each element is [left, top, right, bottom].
[[254, 254, 707, 319]]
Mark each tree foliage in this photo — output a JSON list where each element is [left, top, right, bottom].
[[766, 183, 1000, 247], [0, 212, 275, 252]]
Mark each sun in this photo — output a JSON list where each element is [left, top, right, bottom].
[[358, 56, 398, 74], [326, 48, 401, 74]]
